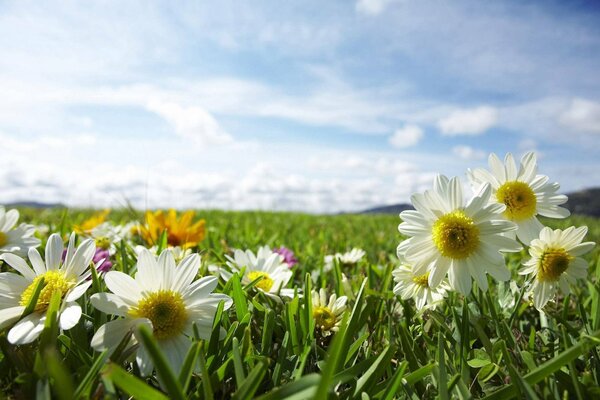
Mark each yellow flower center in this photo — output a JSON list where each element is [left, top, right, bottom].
[[537, 248, 572, 282], [412, 272, 430, 287], [313, 306, 336, 331], [496, 181, 537, 221], [95, 237, 111, 250], [432, 211, 480, 259], [20, 270, 74, 312], [247, 271, 274, 292], [0, 231, 7, 247], [131, 290, 188, 340]]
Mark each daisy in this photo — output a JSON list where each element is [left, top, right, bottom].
[[90, 248, 232, 376], [89, 222, 128, 255], [135, 245, 192, 263], [0, 233, 95, 344], [519, 226, 595, 309], [0, 206, 41, 257], [311, 288, 347, 337], [467, 152, 569, 244], [392, 260, 449, 310], [220, 246, 294, 300], [323, 248, 366, 272], [337, 248, 366, 266], [141, 209, 206, 249], [398, 175, 522, 295]]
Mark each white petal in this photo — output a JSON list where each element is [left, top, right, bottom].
[[64, 238, 95, 279], [533, 281, 552, 310], [91, 292, 134, 316], [518, 152, 537, 183], [162, 336, 191, 376], [428, 258, 450, 288], [448, 262, 472, 295], [136, 249, 161, 292], [0, 306, 26, 329], [187, 293, 233, 310], [105, 271, 143, 303], [482, 235, 522, 252], [65, 281, 93, 302], [569, 242, 595, 257], [0, 254, 36, 281], [59, 303, 82, 330], [158, 250, 176, 289], [136, 342, 155, 376], [0, 272, 29, 295], [182, 275, 218, 301], [173, 254, 200, 292], [63, 234, 77, 269], [488, 153, 506, 182], [1, 209, 19, 231], [537, 206, 570, 219], [91, 318, 136, 352], [28, 248, 46, 275], [504, 153, 518, 181], [8, 312, 45, 344], [516, 218, 544, 244], [45, 234, 64, 271]]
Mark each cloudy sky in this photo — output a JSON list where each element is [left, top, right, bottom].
[[1, 0, 599, 213]]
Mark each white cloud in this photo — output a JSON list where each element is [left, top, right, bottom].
[[145, 100, 232, 146], [438, 106, 498, 136], [452, 145, 485, 161], [559, 98, 600, 134], [356, 0, 396, 16], [389, 124, 423, 148]]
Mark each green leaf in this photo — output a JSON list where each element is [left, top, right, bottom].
[[20, 277, 45, 318], [478, 363, 500, 383], [483, 330, 600, 400], [74, 350, 110, 399], [467, 348, 492, 368], [255, 373, 320, 400], [101, 363, 169, 400], [314, 313, 350, 399], [136, 324, 186, 400], [233, 359, 268, 400]]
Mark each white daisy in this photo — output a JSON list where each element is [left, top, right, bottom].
[[392, 261, 449, 310], [0, 233, 95, 344], [135, 245, 192, 263], [519, 226, 595, 310], [89, 222, 128, 255], [220, 246, 294, 300], [90, 248, 232, 376], [311, 288, 347, 337], [337, 248, 366, 265], [0, 207, 41, 257], [467, 152, 570, 244], [398, 175, 522, 295], [323, 248, 366, 272]]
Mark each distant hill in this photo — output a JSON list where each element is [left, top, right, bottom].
[[3, 201, 65, 209], [360, 187, 600, 218], [563, 188, 600, 217]]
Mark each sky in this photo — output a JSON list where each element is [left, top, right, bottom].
[[0, 0, 599, 213]]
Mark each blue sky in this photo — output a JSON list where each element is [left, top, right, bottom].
[[0, 0, 599, 212]]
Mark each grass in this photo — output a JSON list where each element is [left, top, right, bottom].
[[1, 208, 599, 399]]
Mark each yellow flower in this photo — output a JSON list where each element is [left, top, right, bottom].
[[74, 210, 110, 234], [142, 209, 206, 249]]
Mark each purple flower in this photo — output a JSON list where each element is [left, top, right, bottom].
[[274, 246, 298, 268], [93, 248, 113, 273], [62, 246, 113, 275]]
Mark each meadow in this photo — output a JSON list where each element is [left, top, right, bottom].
[[1, 207, 599, 399]]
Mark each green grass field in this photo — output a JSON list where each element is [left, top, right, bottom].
[[1, 208, 599, 399]]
